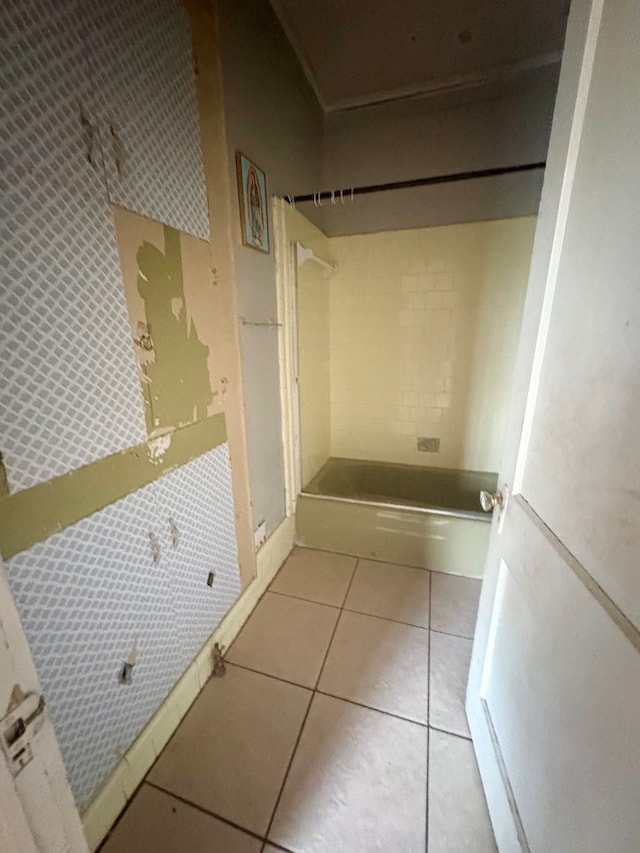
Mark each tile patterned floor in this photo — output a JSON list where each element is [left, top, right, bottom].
[[101, 548, 496, 853]]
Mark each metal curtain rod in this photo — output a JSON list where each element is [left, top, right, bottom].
[[288, 161, 546, 204]]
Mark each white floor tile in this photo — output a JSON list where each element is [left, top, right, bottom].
[[318, 610, 429, 723], [148, 666, 311, 837], [270, 693, 427, 853], [344, 559, 431, 627], [429, 630, 473, 738], [101, 784, 261, 853], [428, 729, 497, 852], [270, 548, 357, 607], [226, 592, 339, 687], [431, 573, 481, 639]]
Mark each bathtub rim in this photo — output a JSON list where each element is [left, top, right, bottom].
[[298, 490, 492, 523]]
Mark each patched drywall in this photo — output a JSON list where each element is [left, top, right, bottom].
[[113, 207, 219, 434]]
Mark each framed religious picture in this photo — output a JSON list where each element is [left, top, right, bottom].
[[236, 151, 270, 253]]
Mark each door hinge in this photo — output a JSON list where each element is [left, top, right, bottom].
[[1, 690, 47, 777]]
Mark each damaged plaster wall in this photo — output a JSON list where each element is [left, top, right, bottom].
[[0, 0, 252, 820]]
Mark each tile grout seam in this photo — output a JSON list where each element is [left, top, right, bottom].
[[227, 659, 472, 739], [144, 780, 265, 845], [259, 556, 360, 850], [251, 588, 473, 641]]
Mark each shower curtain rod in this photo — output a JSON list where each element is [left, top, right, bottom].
[[286, 161, 546, 204]]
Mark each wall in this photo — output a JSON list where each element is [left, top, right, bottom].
[[329, 218, 535, 472], [1, 0, 257, 822], [217, 0, 324, 536], [321, 71, 559, 236]]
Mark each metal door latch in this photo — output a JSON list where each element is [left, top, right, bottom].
[[1, 691, 47, 777]]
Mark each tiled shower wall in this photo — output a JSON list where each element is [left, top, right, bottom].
[[328, 218, 535, 472]]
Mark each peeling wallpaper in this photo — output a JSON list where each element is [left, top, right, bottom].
[[1, 0, 242, 815]]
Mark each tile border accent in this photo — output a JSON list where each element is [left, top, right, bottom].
[[0, 414, 227, 560], [81, 513, 295, 850]]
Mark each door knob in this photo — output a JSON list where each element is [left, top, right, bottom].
[[479, 490, 504, 512]]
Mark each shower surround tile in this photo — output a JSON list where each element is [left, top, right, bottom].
[[328, 219, 535, 473]]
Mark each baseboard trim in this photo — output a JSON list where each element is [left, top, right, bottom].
[[82, 514, 295, 850]]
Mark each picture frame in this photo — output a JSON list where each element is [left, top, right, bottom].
[[235, 151, 270, 254]]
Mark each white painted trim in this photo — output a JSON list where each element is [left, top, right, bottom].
[[82, 515, 295, 850], [274, 198, 302, 515]]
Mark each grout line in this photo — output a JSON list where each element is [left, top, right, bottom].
[[227, 661, 431, 730], [261, 687, 314, 847], [315, 688, 428, 728], [351, 554, 433, 572], [225, 661, 314, 692], [262, 840, 296, 853], [339, 555, 360, 608], [144, 780, 265, 844], [429, 626, 475, 642], [426, 569, 432, 853], [262, 553, 363, 849], [342, 606, 430, 632], [428, 724, 473, 743], [314, 558, 361, 690], [295, 546, 432, 574], [266, 589, 342, 610]]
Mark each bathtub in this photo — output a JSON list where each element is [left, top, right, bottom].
[[296, 458, 497, 578]]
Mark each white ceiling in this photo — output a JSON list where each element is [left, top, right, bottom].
[[270, 0, 569, 111]]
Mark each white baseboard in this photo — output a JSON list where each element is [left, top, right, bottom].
[[82, 514, 295, 850]]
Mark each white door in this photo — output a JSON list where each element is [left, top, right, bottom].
[[467, 0, 640, 851], [0, 563, 88, 852]]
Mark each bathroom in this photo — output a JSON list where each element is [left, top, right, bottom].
[[10, 0, 634, 851]]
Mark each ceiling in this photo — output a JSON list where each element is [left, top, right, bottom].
[[269, 0, 569, 112]]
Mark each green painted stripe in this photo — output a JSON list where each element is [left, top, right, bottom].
[[0, 414, 227, 561]]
